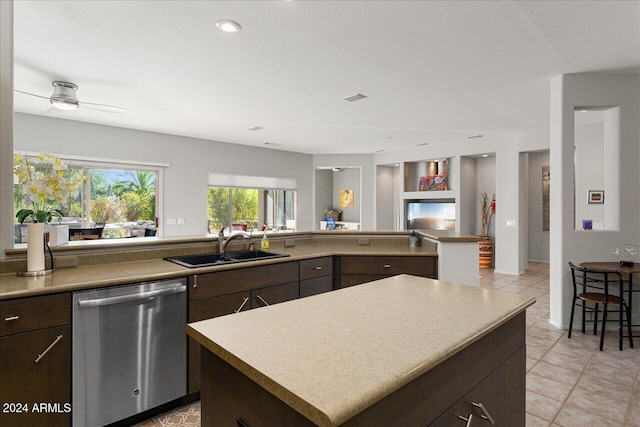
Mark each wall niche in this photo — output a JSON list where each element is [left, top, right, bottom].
[[404, 159, 449, 192]]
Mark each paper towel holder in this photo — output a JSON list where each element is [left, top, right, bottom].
[[17, 240, 55, 277]]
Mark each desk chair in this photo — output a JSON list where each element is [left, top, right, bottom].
[[325, 217, 338, 230], [568, 262, 634, 351]]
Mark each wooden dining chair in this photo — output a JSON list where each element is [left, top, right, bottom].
[[568, 262, 634, 351]]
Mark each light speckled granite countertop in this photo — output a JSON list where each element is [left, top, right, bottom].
[[187, 274, 535, 427], [0, 241, 437, 300]]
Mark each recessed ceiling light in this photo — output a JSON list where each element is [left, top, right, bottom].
[[467, 134, 483, 139], [216, 19, 242, 33], [264, 142, 281, 147], [416, 142, 429, 146], [248, 126, 263, 131], [343, 93, 367, 102], [375, 149, 386, 153], [482, 154, 489, 158]]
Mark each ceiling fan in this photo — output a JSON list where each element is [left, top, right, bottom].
[[14, 81, 126, 113]]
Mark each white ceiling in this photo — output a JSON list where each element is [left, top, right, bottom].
[[12, 1, 640, 155]]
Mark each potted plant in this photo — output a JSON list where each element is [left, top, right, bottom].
[[479, 192, 495, 269], [323, 208, 342, 222]]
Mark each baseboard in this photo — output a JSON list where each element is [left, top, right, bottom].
[[527, 259, 549, 264], [547, 318, 566, 330]]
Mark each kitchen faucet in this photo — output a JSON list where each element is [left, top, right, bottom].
[[218, 229, 251, 254]]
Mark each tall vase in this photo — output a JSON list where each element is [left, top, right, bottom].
[[27, 223, 45, 272], [479, 237, 493, 269]]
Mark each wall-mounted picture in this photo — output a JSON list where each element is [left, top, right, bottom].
[[588, 190, 604, 204], [340, 189, 354, 208], [419, 174, 447, 191], [542, 166, 550, 231]]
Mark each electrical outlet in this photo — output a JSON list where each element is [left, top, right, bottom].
[[167, 218, 177, 225], [284, 239, 296, 248], [358, 238, 370, 246], [177, 218, 185, 225]]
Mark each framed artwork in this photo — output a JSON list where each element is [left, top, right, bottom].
[[588, 190, 604, 204], [419, 174, 447, 191], [542, 166, 550, 231], [340, 189, 354, 208]]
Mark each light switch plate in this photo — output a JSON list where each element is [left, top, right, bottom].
[[167, 218, 177, 225]]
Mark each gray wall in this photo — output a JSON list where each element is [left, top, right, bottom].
[[332, 168, 360, 223], [315, 169, 333, 228], [13, 113, 314, 236], [376, 165, 395, 230]]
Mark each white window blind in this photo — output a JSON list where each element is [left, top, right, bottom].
[[208, 172, 297, 190]]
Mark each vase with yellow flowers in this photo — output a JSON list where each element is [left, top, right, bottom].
[[14, 152, 83, 224]]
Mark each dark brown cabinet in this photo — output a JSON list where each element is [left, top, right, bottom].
[[299, 257, 333, 298], [251, 282, 299, 308], [0, 293, 71, 427], [339, 255, 437, 288], [429, 348, 525, 426], [188, 261, 300, 394]]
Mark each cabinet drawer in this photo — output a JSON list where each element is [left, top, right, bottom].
[[341, 256, 436, 276], [0, 293, 70, 336], [299, 257, 332, 280], [189, 291, 251, 322], [429, 347, 526, 426], [190, 262, 299, 300], [300, 276, 333, 298], [251, 282, 299, 308]]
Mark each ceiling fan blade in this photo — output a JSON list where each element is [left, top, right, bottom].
[[79, 101, 126, 113], [14, 89, 50, 100]]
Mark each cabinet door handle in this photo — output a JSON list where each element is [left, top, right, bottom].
[[256, 294, 270, 306], [472, 402, 495, 424], [35, 335, 63, 363], [383, 264, 391, 268], [314, 266, 323, 270], [458, 414, 473, 427], [4, 315, 19, 322], [235, 297, 250, 313]]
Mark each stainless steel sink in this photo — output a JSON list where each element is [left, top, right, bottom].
[[164, 250, 289, 268]]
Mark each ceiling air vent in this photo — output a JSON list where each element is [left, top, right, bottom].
[[248, 126, 263, 131], [343, 93, 367, 102]]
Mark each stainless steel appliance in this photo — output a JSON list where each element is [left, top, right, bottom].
[[72, 279, 187, 427]]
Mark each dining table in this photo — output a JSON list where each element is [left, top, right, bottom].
[[580, 261, 639, 347]]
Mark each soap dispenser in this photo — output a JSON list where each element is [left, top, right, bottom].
[[261, 233, 269, 250]]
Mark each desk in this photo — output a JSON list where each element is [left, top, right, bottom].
[[580, 262, 639, 345]]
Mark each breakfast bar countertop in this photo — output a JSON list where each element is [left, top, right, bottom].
[[187, 274, 535, 427], [0, 239, 437, 300]]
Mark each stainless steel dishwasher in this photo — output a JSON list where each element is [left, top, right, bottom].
[[72, 278, 187, 427]]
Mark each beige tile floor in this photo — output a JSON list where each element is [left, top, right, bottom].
[[480, 262, 640, 427], [140, 262, 640, 426]]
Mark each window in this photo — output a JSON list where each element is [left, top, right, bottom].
[[207, 187, 296, 233], [14, 153, 162, 241], [207, 173, 297, 234]]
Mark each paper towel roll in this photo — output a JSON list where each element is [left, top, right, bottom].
[[27, 223, 45, 272]]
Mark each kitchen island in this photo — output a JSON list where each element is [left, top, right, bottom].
[[187, 274, 535, 426]]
